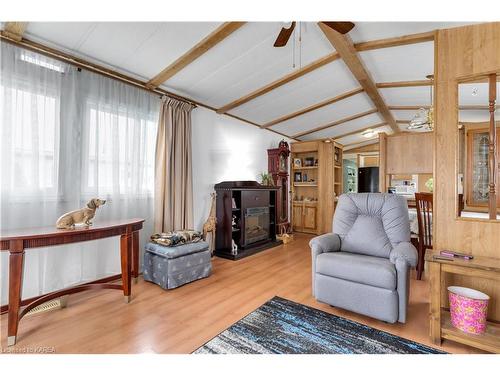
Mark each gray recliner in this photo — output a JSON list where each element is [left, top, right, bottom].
[[310, 193, 417, 323]]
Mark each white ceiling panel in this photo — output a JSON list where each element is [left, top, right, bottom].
[[164, 22, 334, 108], [271, 92, 374, 136], [380, 86, 433, 106], [230, 59, 359, 124], [391, 110, 422, 120], [459, 110, 492, 122], [26, 22, 98, 51], [300, 112, 383, 140], [359, 42, 434, 82], [459, 82, 491, 106], [76, 23, 168, 72], [109, 22, 223, 79], [349, 22, 476, 43], [336, 125, 393, 146]]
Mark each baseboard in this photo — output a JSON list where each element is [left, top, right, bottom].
[[0, 274, 122, 315]]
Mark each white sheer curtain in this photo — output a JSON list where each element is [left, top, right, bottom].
[[0, 42, 159, 305]]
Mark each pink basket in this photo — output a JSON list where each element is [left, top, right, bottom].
[[448, 286, 489, 335]]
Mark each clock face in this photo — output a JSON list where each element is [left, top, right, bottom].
[[279, 153, 286, 172]]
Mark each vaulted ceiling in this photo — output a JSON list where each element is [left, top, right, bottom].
[[3, 21, 482, 149]]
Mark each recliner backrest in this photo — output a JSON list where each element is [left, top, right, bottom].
[[333, 193, 410, 258]]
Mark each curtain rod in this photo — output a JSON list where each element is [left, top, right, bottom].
[[0, 33, 203, 108], [0, 33, 297, 141]]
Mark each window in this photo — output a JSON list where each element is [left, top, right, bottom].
[[0, 85, 60, 197], [83, 103, 157, 196]]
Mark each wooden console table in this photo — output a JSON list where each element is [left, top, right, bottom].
[[426, 250, 500, 353], [0, 218, 144, 346]]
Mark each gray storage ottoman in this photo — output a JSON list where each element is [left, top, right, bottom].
[[143, 241, 212, 289]]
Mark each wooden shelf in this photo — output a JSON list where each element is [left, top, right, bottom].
[[293, 166, 318, 170], [441, 311, 500, 353], [292, 200, 318, 205], [294, 183, 318, 187]]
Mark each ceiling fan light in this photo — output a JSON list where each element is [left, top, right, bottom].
[[362, 129, 376, 138]]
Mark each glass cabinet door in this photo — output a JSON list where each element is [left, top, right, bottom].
[[470, 131, 490, 205]]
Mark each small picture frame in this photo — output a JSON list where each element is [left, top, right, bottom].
[[293, 158, 302, 169], [294, 172, 302, 182], [304, 157, 314, 167], [302, 173, 308, 182]]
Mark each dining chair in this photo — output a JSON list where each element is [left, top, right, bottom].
[[415, 192, 433, 280]]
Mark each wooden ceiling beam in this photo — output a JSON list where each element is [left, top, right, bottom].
[[354, 30, 435, 52], [376, 80, 433, 88], [343, 139, 379, 149], [344, 142, 380, 153], [146, 22, 245, 89], [1, 22, 28, 41], [216, 51, 340, 114], [217, 30, 435, 115], [389, 105, 431, 110], [318, 22, 399, 133], [332, 122, 387, 140], [261, 87, 364, 128], [293, 108, 378, 138]]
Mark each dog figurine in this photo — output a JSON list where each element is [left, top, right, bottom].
[[56, 198, 106, 229]]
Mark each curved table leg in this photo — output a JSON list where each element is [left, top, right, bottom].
[[120, 233, 132, 303], [8, 239, 25, 346], [132, 231, 139, 284]]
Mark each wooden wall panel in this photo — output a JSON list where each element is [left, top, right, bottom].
[[434, 22, 500, 320]]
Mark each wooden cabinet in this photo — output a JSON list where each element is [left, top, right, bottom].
[[292, 202, 318, 233], [384, 132, 433, 174], [290, 140, 343, 235]]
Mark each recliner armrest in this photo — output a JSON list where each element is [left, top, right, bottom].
[[390, 242, 418, 267], [309, 233, 341, 257]]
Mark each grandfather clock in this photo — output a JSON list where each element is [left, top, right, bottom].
[[268, 140, 290, 233]]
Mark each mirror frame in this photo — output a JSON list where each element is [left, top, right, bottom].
[[455, 72, 499, 223]]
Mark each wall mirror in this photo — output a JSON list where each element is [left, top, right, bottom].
[[457, 74, 499, 220]]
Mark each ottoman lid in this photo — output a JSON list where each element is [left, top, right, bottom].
[[145, 241, 209, 259]]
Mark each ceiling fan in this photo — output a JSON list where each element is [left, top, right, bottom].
[[273, 21, 355, 47]]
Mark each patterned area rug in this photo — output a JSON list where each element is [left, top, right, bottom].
[[194, 296, 445, 354]]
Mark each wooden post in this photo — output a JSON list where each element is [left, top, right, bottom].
[[378, 132, 387, 193], [488, 74, 497, 220], [429, 261, 442, 345]]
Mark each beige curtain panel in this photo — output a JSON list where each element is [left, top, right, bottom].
[[154, 96, 195, 233]]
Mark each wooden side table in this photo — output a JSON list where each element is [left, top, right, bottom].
[[0, 218, 144, 346], [426, 250, 500, 353]]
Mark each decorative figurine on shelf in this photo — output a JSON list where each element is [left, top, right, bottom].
[[56, 198, 106, 229], [232, 215, 237, 227], [202, 192, 217, 254], [231, 239, 238, 255]]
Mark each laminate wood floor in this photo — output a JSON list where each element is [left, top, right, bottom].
[[0, 234, 483, 353]]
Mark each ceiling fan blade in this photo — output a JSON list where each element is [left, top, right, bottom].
[[321, 21, 355, 34], [274, 21, 296, 47]]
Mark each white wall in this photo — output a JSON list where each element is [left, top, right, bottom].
[[191, 107, 291, 230]]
